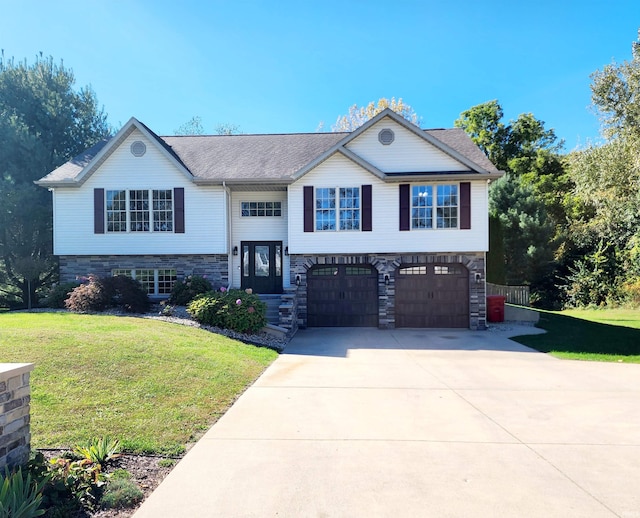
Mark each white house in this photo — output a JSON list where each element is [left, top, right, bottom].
[[37, 109, 503, 330]]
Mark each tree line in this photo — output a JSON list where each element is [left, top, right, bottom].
[[1, 32, 639, 309]]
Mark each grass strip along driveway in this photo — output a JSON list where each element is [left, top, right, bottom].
[[513, 308, 640, 363], [0, 312, 277, 455]]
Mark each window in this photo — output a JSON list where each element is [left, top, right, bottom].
[[112, 269, 177, 296], [399, 266, 427, 275], [106, 190, 127, 232], [411, 186, 433, 229], [241, 201, 282, 217], [339, 187, 360, 230], [434, 265, 463, 275], [153, 190, 174, 231], [105, 189, 173, 233], [410, 184, 458, 230], [315, 187, 360, 231], [130, 190, 150, 232], [437, 185, 458, 229]]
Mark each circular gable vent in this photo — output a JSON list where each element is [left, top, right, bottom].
[[378, 128, 395, 145], [130, 141, 146, 157]]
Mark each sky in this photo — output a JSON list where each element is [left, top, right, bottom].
[[2, 0, 640, 151]]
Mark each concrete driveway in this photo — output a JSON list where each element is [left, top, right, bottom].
[[134, 326, 640, 518]]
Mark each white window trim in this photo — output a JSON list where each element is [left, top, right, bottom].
[[410, 183, 459, 230], [112, 268, 177, 297], [105, 189, 174, 233], [240, 201, 283, 217], [315, 186, 361, 232]]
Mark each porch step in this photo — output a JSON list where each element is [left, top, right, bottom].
[[258, 294, 283, 325]]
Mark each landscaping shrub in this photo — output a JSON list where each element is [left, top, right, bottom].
[[65, 275, 112, 312], [45, 282, 81, 309], [0, 467, 45, 517], [168, 275, 213, 306], [26, 437, 122, 515], [65, 275, 149, 313], [110, 276, 150, 313], [100, 478, 143, 510], [187, 289, 267, 333]]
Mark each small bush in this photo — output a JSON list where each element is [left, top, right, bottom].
[[158, 459, 175, 468], [110, 276, 150, 313], [45, 282, 81, 309], [187, 289, 267, 333], [100, 478, 143, 510], [65, 275, 149, 313], [65, 275, 112, 312], [168, 275, 213, 306]]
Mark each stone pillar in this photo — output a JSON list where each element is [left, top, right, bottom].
[[0, 363, 35, 469]]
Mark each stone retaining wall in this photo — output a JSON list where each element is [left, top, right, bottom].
[[0, 363, 34, 469]]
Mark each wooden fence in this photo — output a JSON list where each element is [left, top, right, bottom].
[[486, 283, 530, 306]]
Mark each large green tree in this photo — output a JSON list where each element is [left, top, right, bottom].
[[0, 54, 111, 307], [563, 30, 640, 306], [455, 101, 568, 306]]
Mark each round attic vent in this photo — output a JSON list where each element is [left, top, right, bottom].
[[378, 128, 395, 145], [130, 141, 146, 157]]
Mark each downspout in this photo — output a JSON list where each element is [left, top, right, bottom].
[[223, 181, 232, 289]]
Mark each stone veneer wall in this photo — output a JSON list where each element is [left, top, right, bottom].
[[0, 363, 34, 470], [59, 255, 229, 288], [289, 252, 486, 330], [278, 287, 299, 334]]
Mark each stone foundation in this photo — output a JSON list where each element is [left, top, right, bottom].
[[289, 252, 486, 330], [59, 255, 229, 288], [0, 364, 34, 470]]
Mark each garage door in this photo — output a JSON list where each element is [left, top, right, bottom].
[[395, 264, 469, 328], [307, 265, 378, 327]]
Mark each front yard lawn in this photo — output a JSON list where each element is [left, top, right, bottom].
[[512, 308, 640, 363], [0, 312, 278, 455]]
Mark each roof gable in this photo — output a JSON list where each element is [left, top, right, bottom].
[[36, 117, 194, 187], [290, 109, 499, 182]]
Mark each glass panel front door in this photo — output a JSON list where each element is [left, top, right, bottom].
[[241, 241, 283, 294]]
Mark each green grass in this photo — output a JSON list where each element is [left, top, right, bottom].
[[0, 312, 278, 454], [513, 308, 640, 363]]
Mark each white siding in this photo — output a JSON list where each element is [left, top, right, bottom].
[[53, 129, 227, 255], [346, 118, 468, 173], [230, 191, 289, 288], [288, 154, 488, 254]]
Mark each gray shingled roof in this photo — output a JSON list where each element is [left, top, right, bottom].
[[37, 122, 499, 185], [39, 139, 110, 183], [162, 132, 348, 181]]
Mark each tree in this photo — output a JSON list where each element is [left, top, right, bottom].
[[0, 54, 111, 307], [565, 30, 640, 306], [455, 101, 567, 306], [590, 29, 640, 139], [332, 97, 420, 131], [174, 116, 204, 135], [174, 117, 241, 135]]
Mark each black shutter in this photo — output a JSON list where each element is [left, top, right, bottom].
[[399, 184, 410, 231], [94, 188, 104, 234], [362, 185, 372, 231], [460, 182, 471, 230], [174, 187, 185, 233], [303, 186, 314, 232]]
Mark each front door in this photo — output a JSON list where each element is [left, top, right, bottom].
[[241, 241, 283, 294]]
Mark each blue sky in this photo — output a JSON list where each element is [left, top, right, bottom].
[[2, 0, 639, 150]]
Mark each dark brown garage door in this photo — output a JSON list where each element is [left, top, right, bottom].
[[395, 264, 469, 328], [307, 265, 378, 327]]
